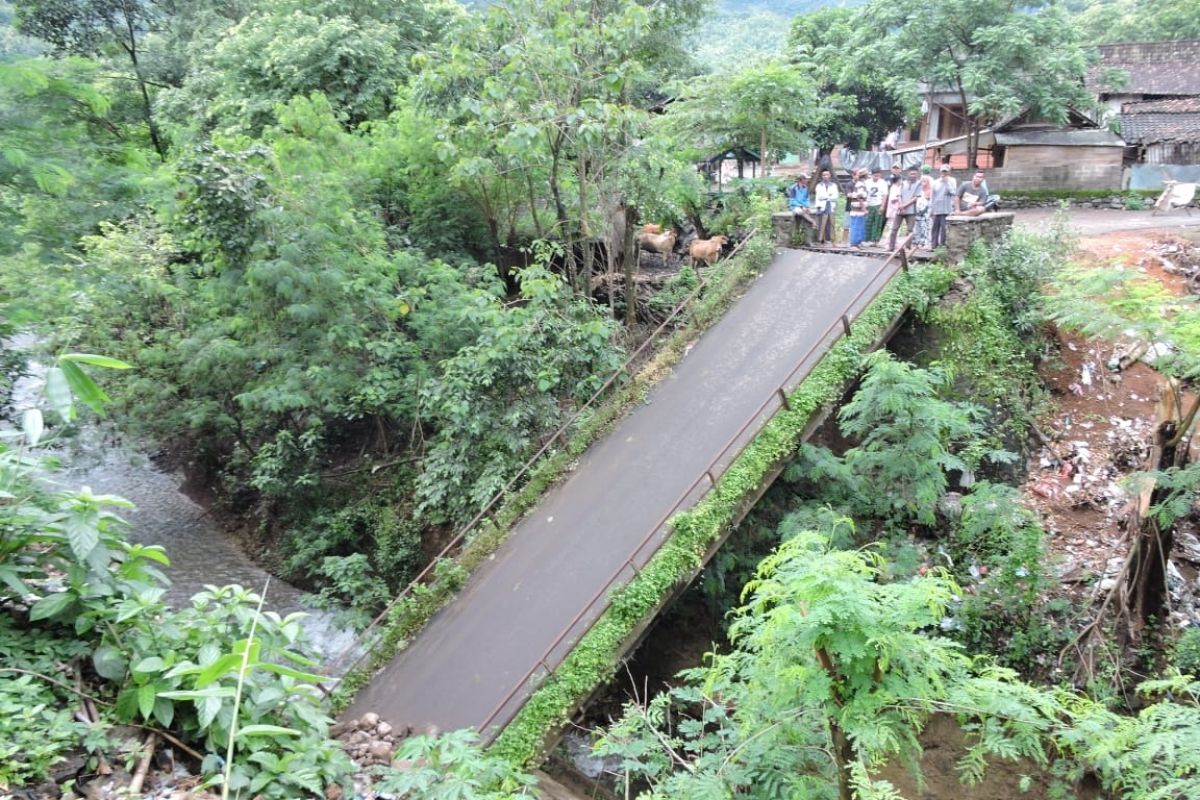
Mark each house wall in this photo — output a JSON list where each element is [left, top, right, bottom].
[[985, 145, 1123, 190], [1130, 163, 1200, 190], [1145, 142, 1200, 166]]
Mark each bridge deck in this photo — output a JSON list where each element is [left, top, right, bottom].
[[345, 248, 902, 738]]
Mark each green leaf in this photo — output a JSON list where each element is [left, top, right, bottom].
[[59, 360, 110, 415], [29, 591, 75, 621], [93, 644, 128, 680], [64, 508, 100, 562], [236, 724, 301, 738], [22, 408, 44, 447], [45, 366, 73, 422], [256, 662, 326, 683], [132, 656, 166, 675], [158, 686, 237, 700], [137, 684, 157, 720], [129, 545, 170, 566], [195, 654, 243, 689], [116, 686, 140, 721], [197, 642, 220, 666], [0, 565, 32, 598], [198, 694, 223, 730], [153, 697, 175, 728], [60, 353, 133, 370]]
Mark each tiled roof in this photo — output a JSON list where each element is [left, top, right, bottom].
[[1121, 113, 1200, 144], [1122, 97, 1200, 114], [1089, 39, 1200, 97], [1121, 95, 1200, 143]]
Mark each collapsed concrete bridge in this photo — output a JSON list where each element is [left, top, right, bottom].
[[343, 240, 934, 750]]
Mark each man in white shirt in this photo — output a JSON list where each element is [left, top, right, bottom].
[[813, 169, 840, 244], [954, 171, 999, 216], [863, 167, 888, 246]]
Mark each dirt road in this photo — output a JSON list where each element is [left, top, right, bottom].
[[1014, 207, 1200, 235]]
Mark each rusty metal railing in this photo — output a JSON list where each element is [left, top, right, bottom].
[[323, 231, 762, 681], [475, 235, 914, 737]]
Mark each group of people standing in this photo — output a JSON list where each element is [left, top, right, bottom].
[[786, 163, 1000, 251]]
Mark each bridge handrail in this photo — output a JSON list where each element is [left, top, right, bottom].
[[476, 235, 914, 736], [324, 230, 762, 680]]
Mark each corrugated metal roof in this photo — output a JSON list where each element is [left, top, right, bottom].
[[993, 129, 1125, 147]]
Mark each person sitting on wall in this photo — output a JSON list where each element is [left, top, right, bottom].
[[954, 170, 1001, 216], [786, 174, 816, 243]]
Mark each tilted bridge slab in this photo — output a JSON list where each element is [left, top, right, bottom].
[[345, 247, 907, 742]]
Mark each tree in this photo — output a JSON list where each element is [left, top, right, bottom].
[[16, 0, 168, 156], [788, 6, 910, 156], [156, 0, 459, 137], [658, 60, 824, 172], [0, 57, 149, 271], [870, 0, 1096, 168], [598, 528, 1063, 800], [415, 0, 677, 293], [1070, 0, 1200, 44]]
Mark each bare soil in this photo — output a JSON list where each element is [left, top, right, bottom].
[[1026, 228, 1200, 637]]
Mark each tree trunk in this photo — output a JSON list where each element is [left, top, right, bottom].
[[548, 135, 577, 287], [622, 202, 638, 328], [760, 128, 768, 176], [120, 1, 165, 160], [524, 170, 545, 239], [830, 722, 856, 800], [578, 154, 592, 296], [1125, 384, 1190, 637], [955, 77, 973, 169]]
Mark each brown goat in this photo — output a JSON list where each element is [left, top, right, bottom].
[[637, 229, 677, 255], [642, 223, 663, 235], [688, 235, 728, 267]]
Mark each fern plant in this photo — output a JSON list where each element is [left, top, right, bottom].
[[598, 528, 1065, 800], [837, 352, 1004, 527]]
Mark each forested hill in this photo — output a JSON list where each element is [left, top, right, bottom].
[[718, 0, 863, 12]]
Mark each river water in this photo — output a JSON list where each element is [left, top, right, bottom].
[[6, 340, 355, 661]]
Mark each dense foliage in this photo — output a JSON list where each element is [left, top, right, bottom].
[[6, 0, 1200, 796]]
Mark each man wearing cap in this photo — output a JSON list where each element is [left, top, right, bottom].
[[929, 164, 957, 249], [954, 170, 1000, 216], [863, 167, 888, 246]]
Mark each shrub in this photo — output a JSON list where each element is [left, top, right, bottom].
[[1176, 628, 1200, 676], [948, 482, 1070, 676], [282, 497, 423, 620]]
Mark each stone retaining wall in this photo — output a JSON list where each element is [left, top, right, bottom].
[[946, 212, 1014, 262]]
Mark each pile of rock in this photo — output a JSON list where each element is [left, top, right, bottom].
[[331, 713, 409, 768]]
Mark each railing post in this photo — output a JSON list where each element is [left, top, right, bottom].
[[841, 314, 852, 336], [899, 246, 910, 272], [776, 386, 791, 410]]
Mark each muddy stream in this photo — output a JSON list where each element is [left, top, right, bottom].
[[7, 339, 355, 661]]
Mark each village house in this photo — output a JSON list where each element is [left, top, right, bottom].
[[1089, 39, 1200, 120], [1090, 38, 1200, 188]]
